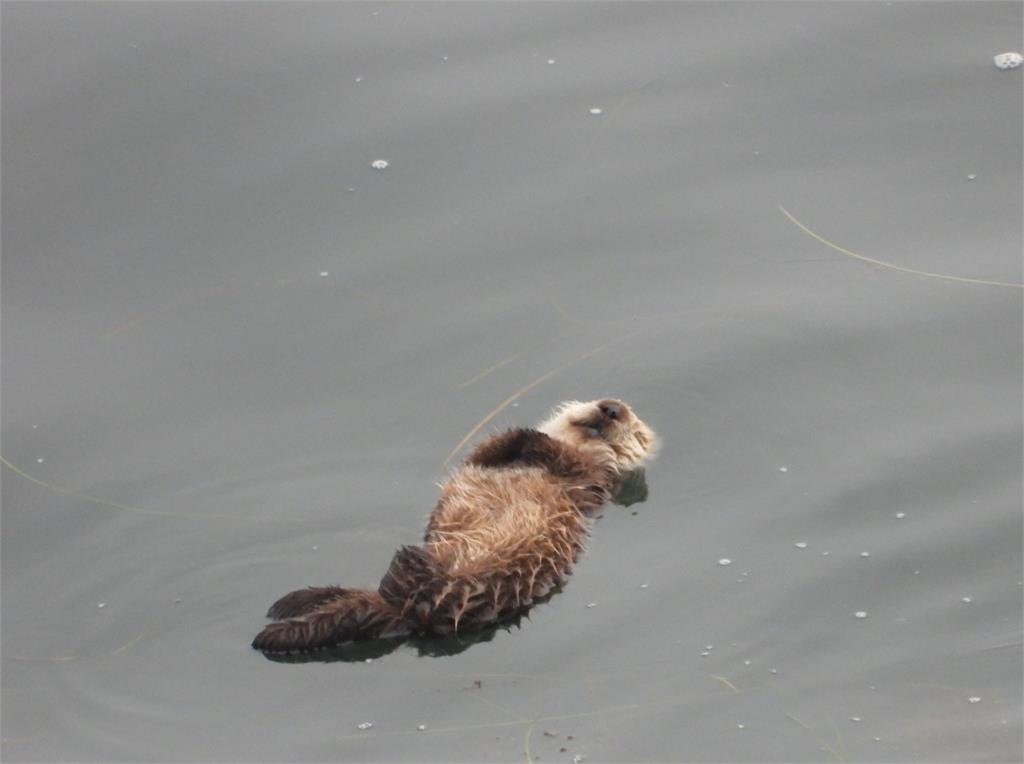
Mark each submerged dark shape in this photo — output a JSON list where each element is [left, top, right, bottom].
[[253, 399, 658, 656]]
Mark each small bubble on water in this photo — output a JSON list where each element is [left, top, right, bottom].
[[873, 737, 882, 742], [97, 602, 107, 609], [370, 159, 389, 170], [700, 651, 710, 657], [966, 174, 977, 181], [31, 424, 38, 429], [357, 721, 374, 730], [736, 723, 746, 729], [546, 58, 556, 65], [968, 696, 982, 704], [896, 512, 906, 518], [441, 56, 448, 62], [585, 602, 597, 608], [718, 558, 732, 566], [639, 583, 649, 589], [778, 466, 788, 472], [364, 658, 373, 663], [821, 551, 831, 556], [588, 107, 603, 115], [961, 596, 972, 603], [743, 660, 751, 665], [769, 668, 778, 674], [854, 611, 868, 619], [417, 724, 427, 731], [354, 75, 364, 83], [312, 545, 319, 551], [850, 716, 862, 723], [794, 541, 808, 549], [319, 271, 329, 277], [36, 457, 44, 463], [993, 52, 1023, 70]]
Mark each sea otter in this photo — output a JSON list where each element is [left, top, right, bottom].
[[252, 399, 658, 654]]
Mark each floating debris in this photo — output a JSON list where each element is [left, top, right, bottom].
[[794, 542, 808, 549], [416, 724, 427, 731], [370, 159, 389, 170], [585, 602, 597, 608], [639, 583, 649, 589], [859, 552, 871, 558], [354, 75, 364, 83], [588, 107, 603, 115], [97, 602, 107, 609], [821, 551, 831, 556], [873, 737, 882, 742], [718, 558, 732, 566], [769, 668, 778, 674], [357, 721, 373, 730], [736, 723, 746, 730], [700, 651, 710, 657], [966, 174, 977, 181], [364, 658, 374, 663], [173, 598, 182, 604], [543, 729, 558, 737], [993, 52, 1023, 70], [961, 596, 973, 603], [572, 755, 584, 764], [854, 611, 868, 619], [778, 466, 789, 473], [850, 716, 862, 723], [895, 512, 906, 518], [968, 696, 982, 704]]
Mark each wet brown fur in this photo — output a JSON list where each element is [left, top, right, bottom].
[[252, 399, 657, 654]]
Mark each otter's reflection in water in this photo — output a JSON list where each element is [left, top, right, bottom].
[[262, 467, 650, 664]]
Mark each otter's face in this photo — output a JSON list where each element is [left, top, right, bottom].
[[538, 399, 658, 471]]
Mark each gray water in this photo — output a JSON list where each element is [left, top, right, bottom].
[[3, 2, 1021, 762]]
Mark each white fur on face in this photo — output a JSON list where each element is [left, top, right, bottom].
[[537, 399, 658, 471]]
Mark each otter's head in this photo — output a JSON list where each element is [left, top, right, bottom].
[[538, 399, 658, 472]]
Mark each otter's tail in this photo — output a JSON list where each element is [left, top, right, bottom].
[[252, 589, 411, 653]]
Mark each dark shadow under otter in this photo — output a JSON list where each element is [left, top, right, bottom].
[[258, 468, 651, 664]]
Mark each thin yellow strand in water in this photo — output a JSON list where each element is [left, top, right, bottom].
[[778, 205, 1023, 289], [1, 455, 258, 521]]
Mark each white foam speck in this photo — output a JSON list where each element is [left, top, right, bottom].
[[718, 558, 732, 566], [993, 52, 1023, 69], [357, 721, 374, 730], [854, 611, 868, 619], [895, 512, 905, 518], [968, 696, 982, 704], [370, 159, 389, 170], [794, 541, 808, 549], [961, 596, 972, 603], [860, 551, 871, 558], [589, 107, 603, 115]]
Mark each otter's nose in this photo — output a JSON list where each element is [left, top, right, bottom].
[[598, 400, 622, 420]]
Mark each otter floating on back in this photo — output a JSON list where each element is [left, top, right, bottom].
[[252, 399, 658, 654]]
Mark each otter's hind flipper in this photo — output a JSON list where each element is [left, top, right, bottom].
[[253, 590, 411, 653], [266, 586, 350, 620]]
